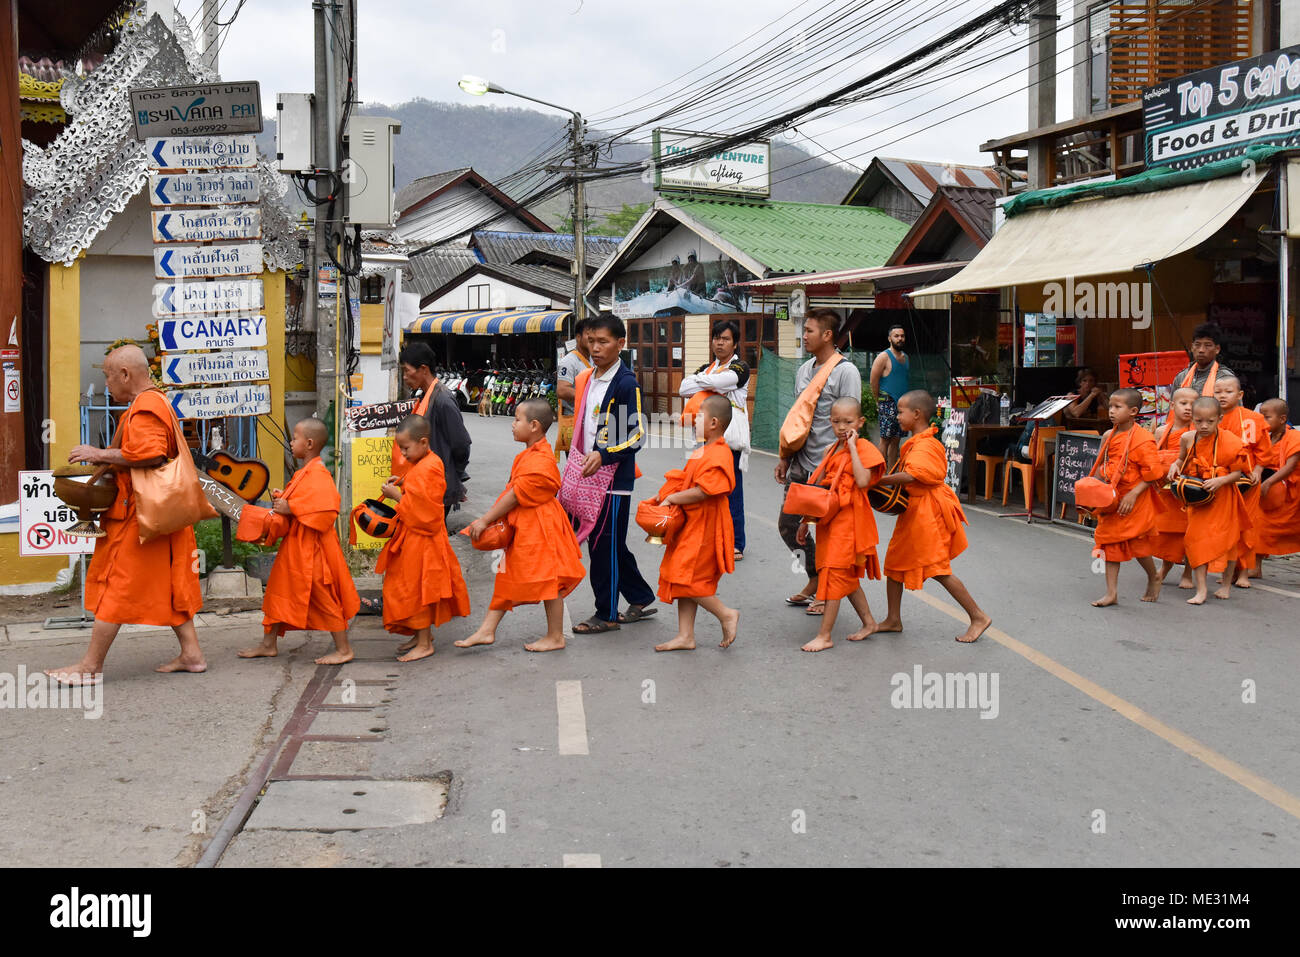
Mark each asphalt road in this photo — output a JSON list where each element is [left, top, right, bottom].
[[3, 412, 1298, 867]]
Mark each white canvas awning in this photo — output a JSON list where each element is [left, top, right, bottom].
[[913, 172, 1266, 297]]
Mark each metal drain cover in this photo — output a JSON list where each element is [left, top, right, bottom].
[[244, 780, 447, 830]]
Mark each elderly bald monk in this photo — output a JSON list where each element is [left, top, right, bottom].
[[45, 345, 205, 683]]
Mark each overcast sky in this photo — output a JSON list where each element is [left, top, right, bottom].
[[193, 0, 1082, 173]]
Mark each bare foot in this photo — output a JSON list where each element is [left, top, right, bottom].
[[1177, 577, 1195, 589], [524, 634, 566, 652], [315, 650, 354, 665], [396, 638, 418, 654], [846, 620, 878, 641], [655, 633, 696, 652], [719, 609, 739, 649], [396, 645, 435, 663], [1233, 575, 1252, 589], [1186, 591, 1207, 605], [44, 667, 102, 686], [1214, 583, 1231, 600], [956, 614, 992, 643], [1141, 581, 1161, 602], [237, 644, 277, 658], [861, 618, 902, 636], [156, 654, 207, 674], [801, 634, 833, 652], [454, 631, 496, 648], [1091, 595, 1118, 607]]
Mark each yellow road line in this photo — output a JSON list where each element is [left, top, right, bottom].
[[908, 588, 1300, 821]]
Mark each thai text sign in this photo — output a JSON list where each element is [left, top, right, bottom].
[[1145, 45, 1300, 170], [167, 384, 272, 420], [159, 315, 267, 351], [130, 81, 262, 139], [151, 208, 261, 243], [17, 471, 96, 557], [161, 349, 270, 386], [145, 135, 258, 170], [152, 279, 264, 316], [150, 172, 260, 206], [154, 243, 263, 279], [652, 129, 770, 197]]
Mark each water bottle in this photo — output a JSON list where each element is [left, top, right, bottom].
[[999, 392, 1011, 426]]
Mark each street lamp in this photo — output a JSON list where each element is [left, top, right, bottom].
[[458, 75, 589, 324]]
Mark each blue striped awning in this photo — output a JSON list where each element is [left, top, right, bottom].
[[407, 309, 570, 335]]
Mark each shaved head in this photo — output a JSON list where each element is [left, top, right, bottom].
[[103, 343, 153, 403], [1260, 397, 1288, 417], [701, 393, 732, 430], [1193, 396, 1221, 418], [1171, 387, 1199, 402], [395, 414, 430, 442], [1112, 388, 1142, 411], [831, 396, 862, 417], [517, 398, 554, 432], [899, 389, 936, 422], [107, 343, 150, 376], [296, 417, 329, 449]]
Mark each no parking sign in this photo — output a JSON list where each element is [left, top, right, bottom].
[[17, 471, 97, 557]]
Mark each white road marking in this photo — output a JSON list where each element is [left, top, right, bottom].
[[562, 600, 574, 639], [555, 680, 589, 755], [563, 853, 602, 867]]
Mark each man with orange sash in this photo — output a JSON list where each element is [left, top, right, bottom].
[[795, 397, 885, 652], [391, 342, 471, 516], [1255, 398, 1300, 561], [235, 418, 360, 665], [1152, 388, 1197, 588], [377, 416, 471, 662], [1213, 375, 1270, 586], [1164, 322, 1235, 428], [1169, 397, 1252, 604], [652, 395, 740, 652], [871, 390, 991, 644], [457, 399, 586, 653], [46, 345, 204, 683], [1088, 389, 1165, 607]]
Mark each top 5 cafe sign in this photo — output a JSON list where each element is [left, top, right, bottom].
[[1144, 45, 1300, 170]]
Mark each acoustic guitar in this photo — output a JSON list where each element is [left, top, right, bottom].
[[192, 450, 271, 502]]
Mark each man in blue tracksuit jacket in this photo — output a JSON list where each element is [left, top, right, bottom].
[[571, 314, 658, 633]]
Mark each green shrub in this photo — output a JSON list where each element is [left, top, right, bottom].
[[193, 518, 272, 576]]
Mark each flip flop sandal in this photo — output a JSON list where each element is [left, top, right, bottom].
[[786, 594, 813, 606], [805, 601, 826, 616], [573, 617, 620, 634], [617, 605, 658, 624], [734, 550, 744, 561]]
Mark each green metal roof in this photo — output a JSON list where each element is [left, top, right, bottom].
[[664, 196, 910, 275], [1002, 144, 1288, 218]]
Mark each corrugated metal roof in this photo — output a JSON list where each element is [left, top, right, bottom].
[[878, 158, 1002, 205], [470, 230, 624, 268], [735, 261, 970, 289], [478, 263, 575, 300], [395, 168, 471, 215], [933, 185, 997, 243], [664, 197, 910, 275], [404, 246, 482, 299]]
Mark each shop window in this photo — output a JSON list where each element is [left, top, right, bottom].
[[360, 274, 384, 303], [657, 346, 669, 368], [468, 284, 490, 309], [628, 322, 639, 343], [762, 315, 775, 342]]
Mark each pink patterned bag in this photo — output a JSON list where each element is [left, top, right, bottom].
[[559, 449, 617, 544]]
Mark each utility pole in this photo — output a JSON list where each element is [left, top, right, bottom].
[[201, 0, 219, 73], [571, 114, 587, 325]]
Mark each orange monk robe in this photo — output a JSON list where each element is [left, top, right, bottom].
[[490, 439, 586, 611], [85, 389, 202, 627], [375, 452, 470, 634], [1219, 407, 1271, 569], [1182, 430, 1253, 572], [811, 438, 885, 601], [1256, 428, 1300, 556], [656, 437, 735, 603], [389, 389, 432, 482], [1149, 424, 1190, 564], [1091, 426, 1164, 563], [883, 426, 969, 590], [236, 457, 360, 635]]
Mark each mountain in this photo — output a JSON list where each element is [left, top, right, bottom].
[[352, 98, 863, 230]]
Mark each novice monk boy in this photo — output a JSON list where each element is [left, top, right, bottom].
[[377, 415, 470, 661], [1087, 388, 1165, 607], [1214, 375, 1271, 586], [1152, 388, 1198, 588], [237, 418, 360, 665], [794, 396, 885, 652], [653, 394, 740, 652], [1168, 397, 1252, 604], [457, 399, 585, 653], [1254, 398, 1300, 564], [871, 390, 991, 643]]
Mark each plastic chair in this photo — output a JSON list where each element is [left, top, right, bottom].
[[974, 450, 1003, 500], [1002, 426, 1063, 513]]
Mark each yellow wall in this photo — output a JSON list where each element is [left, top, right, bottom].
[[262, 270, 287, 491], [684, 316, 710, 373], [360, 301, 384, 353], [778, 317, 799, 358], [0, 537, 67, 589], [286, 353, 315, 391]]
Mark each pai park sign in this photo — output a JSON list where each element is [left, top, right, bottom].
[[1144, 45, 1300, 170], [166, 384, 272, 420], [130, 81, 262, 139], [161, 350, 270, 387], [151, 208, 261, 243], [154, 243, 264, 279], [152, 279, 264, 316], [158, 315, 267, 351], [652, 129, 771, 198], [145, 134, 258, 170], [149, 171, 260, 206]]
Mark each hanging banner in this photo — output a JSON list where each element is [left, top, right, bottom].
[[145, 134, 258, 170], [1144, 45, 1300, 170], [154, 243, 264, 279], [151, 207, 261, 243], [149, 171, 260, 206], [152, 279, 264, 316], [652, 129, 771, 197]]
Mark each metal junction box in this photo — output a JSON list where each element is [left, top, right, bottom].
[[344, 115, 402, 228]]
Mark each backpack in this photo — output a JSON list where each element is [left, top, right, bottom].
[[967, 391, 1000, 425]]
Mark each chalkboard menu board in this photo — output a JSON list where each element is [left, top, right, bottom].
[[940, 408, 968, 495], [1052, 430, 1104, 526]]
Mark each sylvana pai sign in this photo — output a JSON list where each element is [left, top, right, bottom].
[[1144, 45, 1300, 170], [652, 129, 771, 198]]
